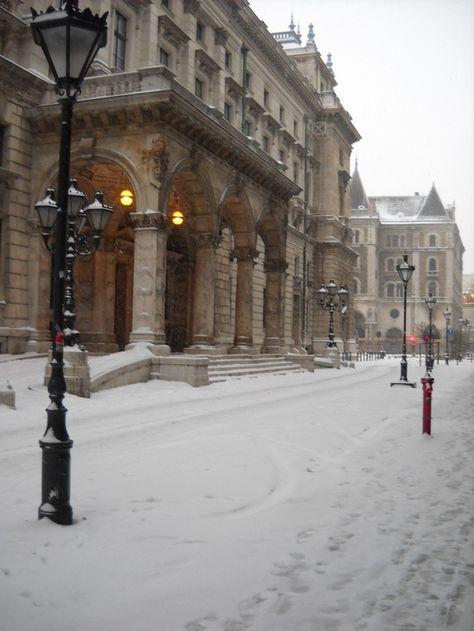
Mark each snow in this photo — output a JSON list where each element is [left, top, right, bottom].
[[0, 355, 473, 631]]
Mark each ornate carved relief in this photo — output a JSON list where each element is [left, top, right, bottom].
[[142, 137, 169, 187], [264, 258, 288, 273], [231, 247, 259, 263], [192, 233, 222, 249], [128, 211, 168, 231]]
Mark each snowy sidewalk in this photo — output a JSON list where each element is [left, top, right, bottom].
[[1, 357, 473, 631]]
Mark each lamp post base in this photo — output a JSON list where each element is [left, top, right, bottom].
[[390, 380, 417, 388]]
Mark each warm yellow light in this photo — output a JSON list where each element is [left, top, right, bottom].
[[171, 210, 184, 226], [120, 189, 133, 206]]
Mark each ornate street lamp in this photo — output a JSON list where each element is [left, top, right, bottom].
[[35, 181, 113, 347], [391, 253, 416, 387], [316, 280, 348, 349], [443, 307, 451, 359], [424, 292, 436, 373], [31, 0, 108, 525]]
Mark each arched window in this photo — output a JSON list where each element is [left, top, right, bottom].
[[396, 283, 403, 298], [428, 257, 437, 274], [386, 283, 395, 298], [386, 258, 394, 272]]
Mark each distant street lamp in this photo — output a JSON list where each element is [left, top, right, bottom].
[[424, 292, 436, 373], [458, 318, 471, 357], [443, 307, 451, 359], [31, 0, 108, 525], [391, 253, 416, 387], [316, 280, 348, 348]]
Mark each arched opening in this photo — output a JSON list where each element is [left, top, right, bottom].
[[73, 161, 136, 352]]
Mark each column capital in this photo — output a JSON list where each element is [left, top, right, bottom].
[[192, 233, 222, 249], [129, 210, 167, 232], [232, 247, 259, 262], [264, 258, 288, 273]]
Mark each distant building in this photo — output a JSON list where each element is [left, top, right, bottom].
[[349, 164, 464, 354]]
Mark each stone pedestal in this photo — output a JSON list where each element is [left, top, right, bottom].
[[44, 347, 91, 398]]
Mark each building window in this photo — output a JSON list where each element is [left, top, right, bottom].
[[293, 120, 299, 138], [224, 102, 232, 122], [159, 48, 170, 67], [0, 125, 5, 166], [263, 89, 269, 107], [429, 234, 437, 247], [244, 71, 251, 89], [262, 135, 270, 153], [293, 162, 299, 184], [386, 283, 395, 298], [396, 284, 403, 298], [353, 230, 360, 244], [113, 11, 127, 71], [400, 235, 406, 247], [386, 257, 395, 272], [161, 0, 171, 9], [225, 50, 232, 70], [195, 78, 204, 99], [279, 106, 285, 124], [428, 257, 437, 274], [278, 149, 285, 164], [243, 119, 251, 136], [196, 20, 204, 42], [428, 281, 438, 296]]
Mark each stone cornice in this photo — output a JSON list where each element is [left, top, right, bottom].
[[0, 55, 49, 105], [26, 76, 301, 201]]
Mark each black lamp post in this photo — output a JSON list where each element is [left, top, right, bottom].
[[443, 307, 451, 360], [31, 0, 108, 525], [424, 292, 436, 373], [391, 253, 416, 387], [316, 280, 348, 348]]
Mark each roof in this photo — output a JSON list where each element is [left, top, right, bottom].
[[369, 185, 453, 223]]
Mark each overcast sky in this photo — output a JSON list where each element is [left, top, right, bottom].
[[249, 0, 474, 274]]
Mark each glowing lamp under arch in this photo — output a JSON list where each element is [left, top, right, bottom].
[[120, 189, 134, 207], [171, 209, 184, 226]]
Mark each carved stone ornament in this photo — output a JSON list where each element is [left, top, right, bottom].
[[338, 169, 351, 194], [192, 233, 222, 249], [128, 211, 168, 231], [264, 258, 288, 274], [231, 247, 259, 263], [142, 137, 169, 185]]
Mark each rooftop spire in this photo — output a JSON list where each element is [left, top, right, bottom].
[[307, 23, 315, 46], [289, 11, 295, 31], [326, 52, 333, 74]]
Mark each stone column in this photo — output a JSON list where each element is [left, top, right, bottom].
[[261, 258, 288, 354], [186, 233, 220, 353], [26, 220, 53, 352], [128, 210, 170, 354], [230, 247, 258, 354]]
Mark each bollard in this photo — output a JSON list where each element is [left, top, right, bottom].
[[421, 374, 434, 435]]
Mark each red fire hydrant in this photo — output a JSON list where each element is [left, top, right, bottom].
[[421, 375, 434, 435]]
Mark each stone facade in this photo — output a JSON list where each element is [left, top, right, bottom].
[[349, 164, 464, 355], [0, 0, 360, 357]]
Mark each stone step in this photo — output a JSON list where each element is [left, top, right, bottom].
[[207, 355, 305, 382]]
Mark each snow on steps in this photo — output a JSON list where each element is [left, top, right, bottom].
[[205, 354, 308, 383]]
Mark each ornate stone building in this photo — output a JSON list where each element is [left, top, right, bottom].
[[349, 164, 464, 354], [0, 0, 359, 357]]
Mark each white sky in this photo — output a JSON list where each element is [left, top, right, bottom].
[[249, 0, 474, 274], [1, 355, 474, 629]]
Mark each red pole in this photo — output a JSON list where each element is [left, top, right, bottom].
[[421, 375, 434, 435]]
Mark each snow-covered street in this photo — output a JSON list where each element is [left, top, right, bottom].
[[1, 356, 473, 631]]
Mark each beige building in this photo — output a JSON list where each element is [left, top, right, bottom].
[[0, 0, 360, 358], [349, 164, 464, 355]]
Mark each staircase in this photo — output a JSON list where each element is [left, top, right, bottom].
[[207, 354, 307, 383]]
